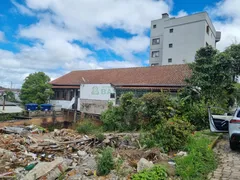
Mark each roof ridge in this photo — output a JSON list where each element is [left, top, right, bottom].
[[71, 64, 188, 73]]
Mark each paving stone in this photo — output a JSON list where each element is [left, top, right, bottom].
[[209, 135, 240, 180]]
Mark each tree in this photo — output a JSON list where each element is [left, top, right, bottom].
[[20, 72, 54, 105], [2, 91, 17, 102], [225, 44, 240, 80], [185, 46, 235, 107]]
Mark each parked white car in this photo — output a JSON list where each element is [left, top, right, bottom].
[[208, 107, 240, 150]]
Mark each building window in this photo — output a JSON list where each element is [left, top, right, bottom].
[[206, 42, 209, 47], [168, 58, 172, 63], [110, 93, 115, 99], [153, 24, 156, 28], [152, 51, 159, 58], [206, 25, 210, 34], [152, 38, 160, 45], [169, 28, 173, 33], [151, 63, 159, 66], [169, 43, 173, 48]]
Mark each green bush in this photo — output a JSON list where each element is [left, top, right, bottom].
[[132, 165, 168, 180], [176, 132, 217, 180], [101, 92, 142, 131], [76, 120, 99, 134], [141, 116, 194, 152], [97, 147, 114, 176], [140, 92, 175, 129]]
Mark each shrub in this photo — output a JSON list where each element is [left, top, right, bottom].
[[101, 92, 142, 131], [76, 120, 99, 134], [140, 92, 175, 129], [176, 132, 217, 179], [131, 165, 168, 180], [141, 116, 194, 152], [95, 132, 105, 141], [97, 147, 114, 176]]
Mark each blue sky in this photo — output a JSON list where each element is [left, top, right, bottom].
[[0, 0, 239, 88]]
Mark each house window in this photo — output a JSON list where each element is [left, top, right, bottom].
[[153, 24, 156, 28], [206, 42, 209, 47], [169, 28, 173, 33], [206, 25, 210, 34], [110, 93, 115, 99], [152, 38, 160, 45], [151, 63, 159, 66], [63, 90, 67, 99], [168, 58, 172, 63], [169, 43, 173, 48], [152, 51, 159, 58]]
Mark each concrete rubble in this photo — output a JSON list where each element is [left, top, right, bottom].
[[0, 125, 172, 179]]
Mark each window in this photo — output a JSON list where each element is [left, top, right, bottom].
[[168, 58, 172, 63], [206, 25, 210, 34], [152, 38, 160, 45], [152, 51, 159, 58], [169, 28, 173, 33], [206, 42, 209, 47], [169, 43, 173, 48], [151, 63, 159, 66], [110, 93, 115, 99], [153, 24, 156, 28]]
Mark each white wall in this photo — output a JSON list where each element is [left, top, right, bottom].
[[50, 100, 71, 109], [162, 21, 205, 65], [80, 84, 116, 102], [149, 12, 220, 66], [80, 84, 116, 114]]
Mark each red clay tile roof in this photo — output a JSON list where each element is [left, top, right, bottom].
[[50, 64, 190, 87]]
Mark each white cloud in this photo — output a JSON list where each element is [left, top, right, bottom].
[[207, 0, 240, 51], [1, 0, 191, 87], [175, 10, 188, 18], [11, 0, 34, 16]]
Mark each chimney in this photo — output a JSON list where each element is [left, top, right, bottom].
[[162, 13, 169, 19]]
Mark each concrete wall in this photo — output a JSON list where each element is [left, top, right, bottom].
[[80, 84, 116, 115], [149, 12, 220, 66], [80, 99, 109, 115], [162, 20, 205, 65], [50, 100, 71, 109]]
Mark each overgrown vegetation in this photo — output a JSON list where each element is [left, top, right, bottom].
[[0, 91, 17, 102], [0, 113, 21, 121], [97, 147, 114, 176], [141, 116, 194, 151], [131, 165, 168, 180], [175, 131, 217, 180], [76, 119, 101, 135]]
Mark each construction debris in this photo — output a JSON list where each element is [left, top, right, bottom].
[[137, 158, 154, 172], [0, 125, 171, 179]]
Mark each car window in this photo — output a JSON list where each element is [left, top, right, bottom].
[[237, 110, 240, 118]]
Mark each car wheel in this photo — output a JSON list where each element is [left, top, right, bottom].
[[230, 141, 237, 150]]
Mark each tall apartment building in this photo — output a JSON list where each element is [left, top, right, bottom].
[[149, 12, 221, 66]]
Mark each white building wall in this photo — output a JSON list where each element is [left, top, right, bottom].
[[80, 84, 116, 114], [149, 12, 220, 66], [162, 21, 205, 65]]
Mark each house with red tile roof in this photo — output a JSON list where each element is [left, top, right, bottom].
[[49, 64, 191, 110]]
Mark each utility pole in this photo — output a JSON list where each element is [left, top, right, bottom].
[[2, 92, 6, 111]]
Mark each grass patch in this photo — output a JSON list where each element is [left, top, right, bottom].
[[175, 130, 218, 180], [76, 119, 102, 135], [131, 165, 168, 180], [97, 147, 114, 176]]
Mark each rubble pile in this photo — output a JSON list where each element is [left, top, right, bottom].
[[0, 125, 171, 179]]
